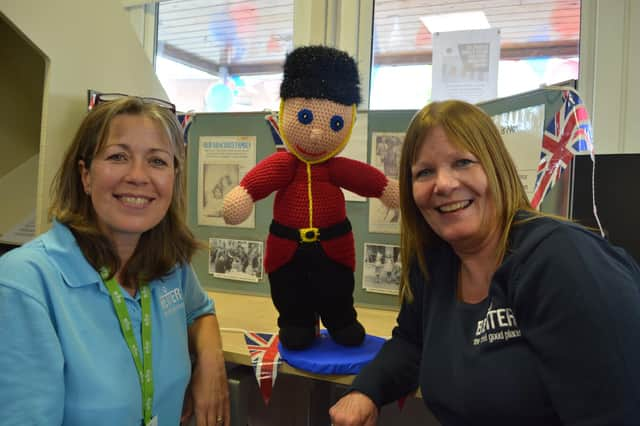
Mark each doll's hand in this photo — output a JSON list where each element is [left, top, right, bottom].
[[223, 186, 254, 225], [379, 178, 400, 209]]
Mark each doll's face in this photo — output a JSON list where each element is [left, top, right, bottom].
[[281, 97, 354, 163]]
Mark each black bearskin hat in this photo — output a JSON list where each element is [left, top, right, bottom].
[[280, 45, 361, 106]]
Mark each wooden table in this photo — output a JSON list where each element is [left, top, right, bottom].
[[209, 290, 399, 385]]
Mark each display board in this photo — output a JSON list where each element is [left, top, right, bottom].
[[187, 84, 575, 309], [478, 83, 575, 217]]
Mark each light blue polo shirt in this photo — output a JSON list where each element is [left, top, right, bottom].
[[0, 221, 214, 426]]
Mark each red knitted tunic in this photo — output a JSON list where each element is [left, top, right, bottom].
[[240, 151, 388, 273]]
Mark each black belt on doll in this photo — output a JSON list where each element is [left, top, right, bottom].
[[269, 219, 352, 243]]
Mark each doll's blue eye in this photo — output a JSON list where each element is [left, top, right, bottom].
[[297, 109, 314, 125], [330, 115, 344, 132]]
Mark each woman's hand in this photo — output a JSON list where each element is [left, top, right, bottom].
[[183, 315, 230, 426], [329, 391, 378, 426], [181, 349, 229, 426]]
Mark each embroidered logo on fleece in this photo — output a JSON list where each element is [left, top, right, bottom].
[[159, 286, 184, 316], [473, 301, 522, 346]]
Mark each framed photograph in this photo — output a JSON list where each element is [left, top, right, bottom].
[[362, 242, 401, 295], [208, 237, 264, 283], [369, 132, 404, 234]]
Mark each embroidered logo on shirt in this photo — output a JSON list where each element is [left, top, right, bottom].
[[159, 286, 184, 316], [473, 301, 522, 346]]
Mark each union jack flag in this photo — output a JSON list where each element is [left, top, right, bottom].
[[530, 90, 593, 209], [244, 331, 282, 405], [177, 112, 194, 146], [265, 112, 287, 152]]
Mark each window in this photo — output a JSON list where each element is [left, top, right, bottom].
[[155, 0, 294, 112], [370, 0, 580, 109], [151, 1, 580, 112]]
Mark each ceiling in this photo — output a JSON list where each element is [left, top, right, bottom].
[[157, 0, 580, 76]]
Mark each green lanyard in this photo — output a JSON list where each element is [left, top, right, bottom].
[[102, 271, 154, 425]]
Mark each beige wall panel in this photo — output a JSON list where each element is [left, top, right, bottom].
[[0, 155, 38, 240], [0, 15, 44, 179], [0, 0, 166, 235]]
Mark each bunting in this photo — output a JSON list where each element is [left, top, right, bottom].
[[243, 331, 282, 405], [178, 112, 195, 146], [264, 112, 287, 152], [531, 89, 593, 209]]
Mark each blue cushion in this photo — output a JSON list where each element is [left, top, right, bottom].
[[278, 329, 386, 375]]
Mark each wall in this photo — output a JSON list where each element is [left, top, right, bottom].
[[579, 0, 640, 153], [624, 2, 640, 153], [0, 0, 167, 235], [0, 13, 45, 240], [0, 14, 44, 180], [0, 155, 38, 241]]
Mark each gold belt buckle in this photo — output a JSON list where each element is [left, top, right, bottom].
[[299, 227, 320, 243]]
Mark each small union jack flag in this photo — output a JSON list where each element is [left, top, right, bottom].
[[264, 112, 287, 152], [531, 90, 593, 209], [244, 331, 282, 405], [177, 112, 194, 146]]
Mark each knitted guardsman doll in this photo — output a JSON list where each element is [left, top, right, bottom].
[[223, 45, 399, 350]]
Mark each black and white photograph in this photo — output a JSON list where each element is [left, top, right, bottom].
[[369, 132, 404, 234], [362, 243, 401, 295], [201, 163, 238, 219], [208, 237, 264, 283]]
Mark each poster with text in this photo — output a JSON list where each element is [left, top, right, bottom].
[[491, 104, 545, 200], [197, 136, 256, 227], [432, 28, 500, 104]]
